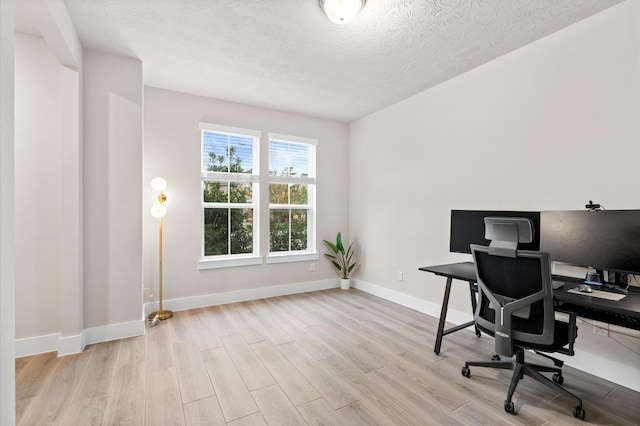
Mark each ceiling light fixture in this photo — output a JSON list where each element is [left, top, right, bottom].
[[318, 0, 366, 24]]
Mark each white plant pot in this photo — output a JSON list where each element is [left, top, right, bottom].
[[340, 278, 351, 290]]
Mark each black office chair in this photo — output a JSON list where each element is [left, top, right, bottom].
[[461, 217, 585, 420]]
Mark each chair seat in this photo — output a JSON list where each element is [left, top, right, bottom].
[[476, 320, 570, 353]]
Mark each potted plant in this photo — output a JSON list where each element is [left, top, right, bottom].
[[323, 232, 356, 290]]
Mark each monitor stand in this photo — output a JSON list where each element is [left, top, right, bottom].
[[585, 269, 628, 295], [608, 271, 629, 287], [585, 271, 603, 284]]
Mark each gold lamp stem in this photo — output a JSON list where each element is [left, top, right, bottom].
[[149, 195, 172, 321], [158, 216, 163, 315]]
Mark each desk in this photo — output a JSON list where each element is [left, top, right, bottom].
[[420, 262, 640, 354]]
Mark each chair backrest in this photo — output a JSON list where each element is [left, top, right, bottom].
[[471, 218, 555, 356]]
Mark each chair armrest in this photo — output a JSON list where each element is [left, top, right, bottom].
[[555, 310, 577, 356]]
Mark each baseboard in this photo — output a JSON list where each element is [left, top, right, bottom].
[[144, 278, 339, 315], [83, 320, 145, 347], [15, 320, 145, 358], [352, 278, 639, 392], [352, 278, 474, 325], [57, 333, 85, 356], [15, 333, 60, 358], [16, 333, 87, 358]]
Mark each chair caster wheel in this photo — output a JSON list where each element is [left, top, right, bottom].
[[504, 400, 515, 414], [461, 366, 471, 378], [552, 373, 564, 385], [573, 405, 585, 420], [491, 354, 501, 361]]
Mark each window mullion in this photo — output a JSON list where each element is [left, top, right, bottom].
[[227, 206, 231, 255], [203, 172, 259, 182], [269, 176, 315, 185], [288, 209, 292, 252]]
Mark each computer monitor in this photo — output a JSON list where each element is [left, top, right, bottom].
[[450, 210, 541, 254], [539, 210, 640, 285]]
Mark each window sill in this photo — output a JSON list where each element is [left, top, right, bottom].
[[266, 252, 319, 264], [198, 255, 263, 270]]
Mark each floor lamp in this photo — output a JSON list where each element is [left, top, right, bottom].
[[149, 177, 173, 321]]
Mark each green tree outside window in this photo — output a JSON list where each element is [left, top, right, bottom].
[[203, 146, 254, 256]]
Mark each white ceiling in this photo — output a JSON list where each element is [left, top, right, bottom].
[[18, 0, 622, 122]]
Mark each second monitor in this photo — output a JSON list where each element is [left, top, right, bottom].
[[539, 209, 640, 286]]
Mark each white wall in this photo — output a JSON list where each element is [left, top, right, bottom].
[[13, 44, 143, 355], [143, 87, 349, 305], [14, 33, 63, 338], [58, 63, 83, 346], [0, 0, 16, 422], [350, 0, 639, 389], [13, 1, 86, 357], [83, 51, 144, 329], [18, 0, 84, 351]]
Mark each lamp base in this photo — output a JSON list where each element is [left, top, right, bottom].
[[148, 310, 173, 321]]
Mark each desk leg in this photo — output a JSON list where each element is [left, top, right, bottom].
[[434, 277, 453, 355], [468, 281, 480, 337]]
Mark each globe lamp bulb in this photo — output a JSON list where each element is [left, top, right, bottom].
[[150, 204, 167, 218], [151, 177, 167, 192]]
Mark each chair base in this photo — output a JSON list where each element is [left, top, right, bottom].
[[462, 349, 585, 420]]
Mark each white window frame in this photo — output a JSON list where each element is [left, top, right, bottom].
[[266, 133, 318, 264], [198, 123, 262, 270]]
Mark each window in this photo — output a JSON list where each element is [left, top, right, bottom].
[[200, 123, 261, 267], [268, 133, 317, 261]]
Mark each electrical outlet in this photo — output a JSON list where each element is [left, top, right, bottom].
[[310, 263, 316, 272], [397, 271, 403, 281]]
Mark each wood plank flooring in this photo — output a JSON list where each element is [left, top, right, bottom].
[[16, 288, 640, 425]]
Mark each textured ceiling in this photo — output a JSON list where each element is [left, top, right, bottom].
[[26, 0, 624, 122]]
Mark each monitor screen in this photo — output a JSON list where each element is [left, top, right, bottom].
[[450, 210, 541, 254], [539, 210, 640, 275]]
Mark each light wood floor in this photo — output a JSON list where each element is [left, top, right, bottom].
[[16, 289, 640, 425]]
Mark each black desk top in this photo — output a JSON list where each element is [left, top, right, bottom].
[[419, 262, 640, 325], [419, 262, 477, 282]]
